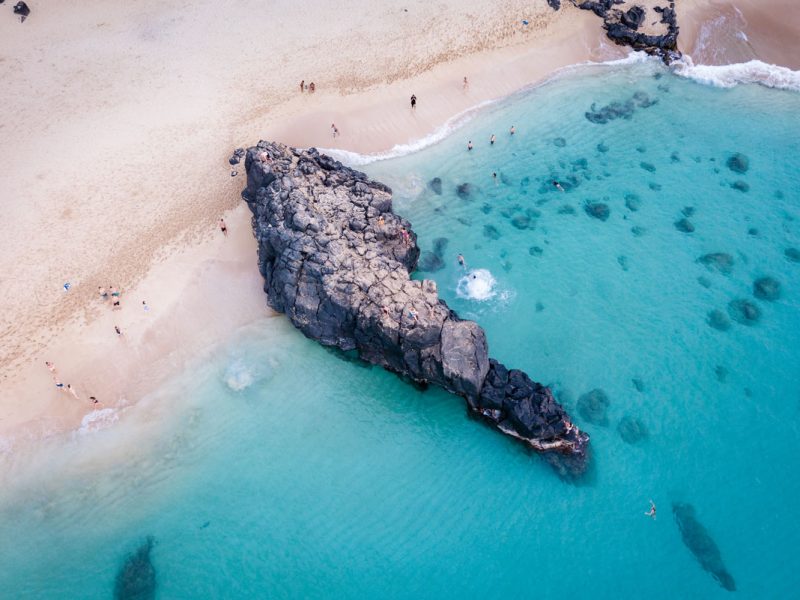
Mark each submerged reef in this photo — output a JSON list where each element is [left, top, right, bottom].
[[114, 537, 156, 600], [673, 503, 736, 591], [242, 141, 589, 475]]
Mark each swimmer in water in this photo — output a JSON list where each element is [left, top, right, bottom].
[[645, 500, 656, 519], [467, 141, 473, 151], [490, 134, 496, 145], [457, 254, 466, 268], [553, 180, 565, 192]]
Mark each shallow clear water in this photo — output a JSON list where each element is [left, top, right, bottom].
[[2, 61, 799, 598]]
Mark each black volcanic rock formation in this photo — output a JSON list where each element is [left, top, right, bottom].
[[242, 141, 589, 474], [571, 1, 680, 61]]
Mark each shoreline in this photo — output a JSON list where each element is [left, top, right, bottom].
[[1, 0, 800, 453]]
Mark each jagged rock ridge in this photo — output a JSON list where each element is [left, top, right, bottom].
[[549, 1, 680, 61], [242, 141, 589, 474]]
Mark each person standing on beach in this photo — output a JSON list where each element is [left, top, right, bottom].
[[110, 286, 121, 309], [410, 94, 417, 109], [300, 80, 305, 92], [309, 82, 315, 92], [463, 76, 468, 90], [219, 218, 227, 236], [331, 123, 339, 138], [115, 325, 122, 337]]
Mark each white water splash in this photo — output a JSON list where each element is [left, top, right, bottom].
[[456, 269, 497, 302], [224, 359, 255, 392], [673, 56, 800, 92], [76, 408, 120, 435]]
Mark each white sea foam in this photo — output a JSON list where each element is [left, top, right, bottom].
[[456, 269, 497, 302], [224, 359, 255, 392], [76, 408, 119, 435], [673, 56, 800, 92]]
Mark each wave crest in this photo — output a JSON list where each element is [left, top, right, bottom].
[[674, 57, 800, 91]]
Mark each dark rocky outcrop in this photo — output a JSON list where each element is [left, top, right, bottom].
[[243, 141, 589, 474], [786, 247, 800, 263], [114, 537, 156, 600], [429, 177, 443, 195], [13, 2, 30, 22], [575, 0, 680, 61], [673, 503, 736, 592]]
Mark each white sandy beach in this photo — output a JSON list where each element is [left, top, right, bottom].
[[1, 0, 798, 452]]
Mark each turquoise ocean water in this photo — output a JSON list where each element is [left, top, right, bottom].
[[1, 60, 799, 598]]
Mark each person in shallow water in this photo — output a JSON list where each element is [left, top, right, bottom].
[[467, 140, 473, 151], [457, 254, 466, 268], [510, 125, 516, 135], [645, 500, 657, 519], [490, 134, 496, 145]]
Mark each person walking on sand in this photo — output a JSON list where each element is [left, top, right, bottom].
[[309, 82, 315, 92], [510, 125, 516, 135], [331, 123, 339, 138], [115, 325, 122, 337], [219, 218, 227, 236], [410, 94, 417, 109], [645, 500, 656, 519], [463, 76, 468, 90], [142, 300, 150, 312], [490, 134, 496, 145], [467, 141, 473, 151], [300, 79, 305, 93]]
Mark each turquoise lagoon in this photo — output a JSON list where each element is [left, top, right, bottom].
[[1, 60, 799, 598]]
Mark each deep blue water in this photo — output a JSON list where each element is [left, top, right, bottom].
[[1, 60, 799, 598]]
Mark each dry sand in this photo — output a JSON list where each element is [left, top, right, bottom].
[[0, 0, 798, 449]]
